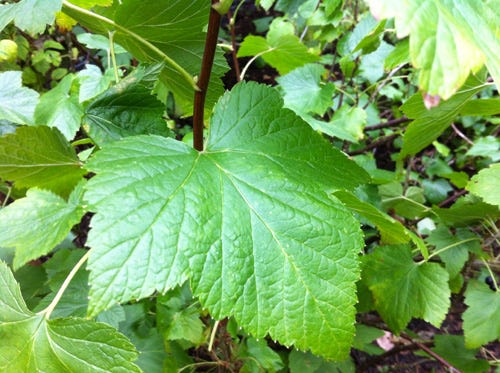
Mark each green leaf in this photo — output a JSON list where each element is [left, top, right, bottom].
[[35, 74, 83, 140], [277, 63, 335, 115], [328, 106, 366, 142], [0, 0, 62, 35], [422, 178, 453, 204], [119, 304, 168, 372], [157, 285, 205, 345], [0, 187, 85, 270], [34, 249, 90, 318], [384, 38, 410, 70], [240, 338, 284, 373], [0, 126, 85, 196], [14, 264, 48, 309], [77, 33, 127, 54], [77, 64, 115, 102], [460, 98, 500, 116], [432, 335, 489, 373], [333, 190, 410, 244], [363, 245, 450, 332], [466, 136, 500, 162], [432, 196, 500, 226], [84, 82, 369, 359], [467, 163, 500, 206], [401, 76, 486, 156], [379, 183, 429, 219], [288, 349, 354, 373], [0, 261, 140, 372], [369, 0, 500, 99], [0, 71, 39, 125], [238, 18, 319, 75], [84, 64, 169, 146], [426, 227, 480, 278], [63, 0, 228, 117], [463, 280, 500, 348]]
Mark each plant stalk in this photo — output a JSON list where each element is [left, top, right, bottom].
[[193, 1, 222, 151], [41, 250, 90, 319]]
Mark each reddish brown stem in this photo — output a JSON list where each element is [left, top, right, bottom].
[[193, 1, 221, 151], [227, 10, 241, 82]]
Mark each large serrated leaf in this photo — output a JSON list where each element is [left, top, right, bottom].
[[0, 186, 85, 269], [0, 261, 140, 372], [62, 0, 228, 117], [0, 126, 85, 196], [84, 82, 368, 359], [363, 245, 450, 332]]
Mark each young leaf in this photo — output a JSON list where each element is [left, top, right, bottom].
[[0, 261, 140, 372], [84, 64, 169, 146], [463, 280, 500, 348], [77, 64, 115, 103], [277, 63, 335, 115], [238, 18, 319, 74], [0, 126, 85, 196], [467, 163, 500, 207], [400, 76, 486, 157], [35, 74, 83, 140], [466, 136, 500, 162], [0, 186, 85, 270], [363, 245, 450, 332], [426, 227, 480, 278], [84, 82, 368, 359], [0, 71, 39, 125]]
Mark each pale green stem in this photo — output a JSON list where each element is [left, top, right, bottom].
[[208, 320, 220, 351], [108, 30, 120, 83], [178, 362, 220, 372], [61, 0, 199, 91], [230, 0, 246, 26], [240, 48, 276, 80], [71, 137, 94, 147], [425, 237, 479, 261], [40, 250, 91, 319], [2, 185, 12, 208], [482, 258, 499, 292]]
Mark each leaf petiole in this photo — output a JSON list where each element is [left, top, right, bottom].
[[108, 31, 120, 83], [39, 250, 91, 319], [482, 258, 499, 292]]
